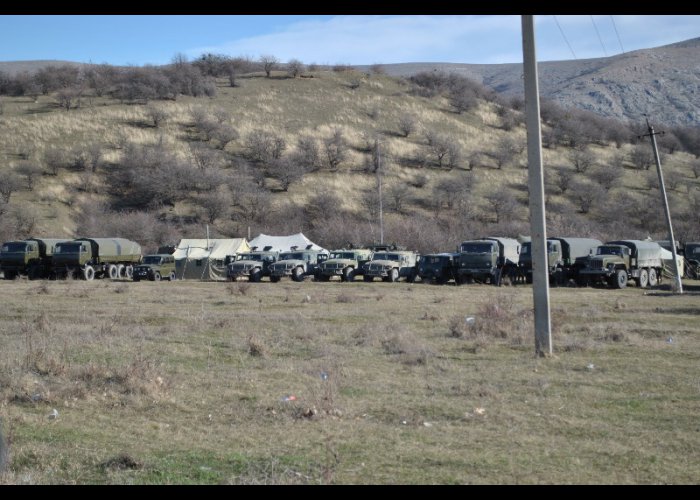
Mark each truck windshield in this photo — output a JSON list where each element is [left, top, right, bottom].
[[331, 252, 357, 260], [143, 256, 163, 265], [55, 243, 84, 254], [460, 243, 493, 253], [597, 246, 622, 256], [373, 253, 399, 261], [687, 245, 700, 256], [279, 252, 304, 260], [237, 253, 263, 261], [426, 256, 449, 264], [1, 243, 28, 252]]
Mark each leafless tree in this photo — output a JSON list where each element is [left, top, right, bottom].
[[260, 55, 279, 77], [369, 64, 386, 75], [570, 180, 604, 214], [145, 103, 169, 128], [665, 169, 684, 192], [43, 147, 66, 175], [388, 183, 410, 213], [397, 113, 416, 138], [86, 142, 103, 173], [210, 123, 238, 150], [555, 167, 574, 194], [590, 165, 623, 191], [56, 86, 83, 111], [448, 87, 478, 114], [198, 188, 231, 224], [286, 59, 305, 78], [630, 143, 654, 170], [0, 172, 22, 202], [291, 135, 321, 172], [189, 142, 223, 170], [16, 161, 43, 190], [246, 130, 286, 164], [493, 136, 521, 169], [569, 147, 595, 173], [267, 156, 307, 192], [323, 128, 347, 170]]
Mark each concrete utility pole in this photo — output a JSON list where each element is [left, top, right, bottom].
[[376, 139, 384, 245], [522, 15, 552, 356], [641, 116, 683, 293]]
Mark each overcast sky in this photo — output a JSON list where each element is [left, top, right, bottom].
[[0, 15, 698, 66]]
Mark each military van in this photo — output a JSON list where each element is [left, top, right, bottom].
[[417, 253, 459, 284], [226, 247, 278, 282], [318, 248, 373, 282], [362, 250, 419, 282], [268, 247, 329, 282], [132, 254, 176, 281]]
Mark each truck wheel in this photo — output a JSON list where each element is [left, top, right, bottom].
[[341, 267, 354, 282], [406, 270, 417, 283], [292, 267, 305, 282], [270, 275, 281, 283], [638, 268, 649, 288], [648, 268, 658, 287], [154, 271, 162, 282], [363, 275, 373, 283], [613, 269, 627, 289], [117, 264, 126, 278], [3, 271, 17, 280], [108, 264, 119, 280], [169, 272, 176, 281], [28, 265, 41, 280], [388, 268, 399, 283], [250, 268, 262, 282], [125, 265, 133, 279], [82, 265, 95, 281]]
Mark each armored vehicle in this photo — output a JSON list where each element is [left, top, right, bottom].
[[0, 238, 68, 280], [683, 242, 700, 279], [456, 237, 520, 285], [52, 237, 142, 280], [579, 240, 664, 289], [318, 248, 373, 282], [518, 237, 601, 285], [417, 253, 459, 284], [362, 250, 419, 282], [269, 247, 329, 282], [226, 247, 278, 282], [132, 254, 176, 282]]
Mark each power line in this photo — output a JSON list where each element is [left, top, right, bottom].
[[590, 15, 608, 57], [610, 15, 625, 54], [553, 15, 577, 60]]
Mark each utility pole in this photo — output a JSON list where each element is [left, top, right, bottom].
[[640, 116, 683, 293], [522, 15, 552, 356], [376, 138, 384, 245]]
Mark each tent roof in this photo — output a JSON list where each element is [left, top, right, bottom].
[[248, 233, 326, 253], [173, 238, 249, 260]]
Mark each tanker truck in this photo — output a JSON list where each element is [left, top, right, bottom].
[[52, 238, 142, 280]]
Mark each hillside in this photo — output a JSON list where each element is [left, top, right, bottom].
[[370, 37, 700, 127], [0, 66, 698, 254]]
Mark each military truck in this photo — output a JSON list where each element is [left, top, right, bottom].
[[518, 237, 601, 285], [362, 250, 419, 282], [0, 238, 68, 280], [578, 240, 664, 289], [226, 247, 278, 282], [456, 237, 520, 285], [318, 248, 374, 282], [683, 242, 700, 279], [268, 246, 329, 282], [132, 254, 176, 282], [51, 238, 142, 280], [417, 252, 459, 284]]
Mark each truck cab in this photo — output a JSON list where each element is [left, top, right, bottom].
[[268, 247, 329, 282], [318, 249, 373, 281], [226, 247, 278, 282], [362, 250, 419, 282], [417, 253, 459, 284]]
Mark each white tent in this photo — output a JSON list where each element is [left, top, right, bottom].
[[248, 233, 326, 253], [174, 238, 250, 281]]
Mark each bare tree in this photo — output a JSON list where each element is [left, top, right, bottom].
[[43, 147, 66, 175], [388, 183, 410, 213], [369, 64, 386, 75], [0, 172, 23, 202], [590, 165, 623, 191], [448, 87, 478, 114], [484, 190, 519, 223], [569, 147, 595, 173], [630, 143, 654, 170], [397, 113, 417, 138], [189, 142, 223, 170], [16, 161, 43, 190], [323, 128, 347, 170], [267, 156, 307, 192], [198, 188, 231, 224], [86, 142, 103, 173], [210, 123, 238, 150], [570, 180, 604, 214], [246, 130, 286, 164], [145, 103, 169, 128], [425, 131, 452, 168], [493, 137, 521, 169], [259, 55, 279, 78], [286, 59, 305, 78], [665, 170, 684, 192], [555, 167, 574, 194], [56, 86, 83, 111], [291, 135, 321, 172]]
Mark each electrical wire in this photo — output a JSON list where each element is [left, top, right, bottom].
[[590, 15, 608, 56], [553, 15, 577, 60], [610, 15, 625, 54]]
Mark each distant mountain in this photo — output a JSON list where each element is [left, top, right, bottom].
[[366, 37, 700, 127]]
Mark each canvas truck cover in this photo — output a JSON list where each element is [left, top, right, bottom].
[[606, 240, 663, 267], [552, 237, 602, 262], [174, 238, 250, 280], [248, 233, 326, 253], [74, 238, 142, 262], [658, 246, 685, 277], [483, 237, 521, 265]]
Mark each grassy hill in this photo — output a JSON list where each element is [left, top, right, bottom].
[[0, 67, 698, 252]]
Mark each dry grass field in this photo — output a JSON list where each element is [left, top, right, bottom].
[[0, 277, 699, 484]]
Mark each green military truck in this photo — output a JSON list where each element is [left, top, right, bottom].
[[682, 242, 700, 279], [318, 248, 373, 282], [0, 238, 68, 280], [417, 252, 459, 284], [518, 237, 601, 285], [362, 249, 419, 283], [132, 254, 176, 282], [268, 247, 329, 282], [456, 237, 521, 285], [578, 240, 664, 289], [226, 247, 278, 282], [52, 237, 142, 281]]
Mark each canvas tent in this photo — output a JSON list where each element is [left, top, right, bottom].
[[174, 238, 249, 281], [248, 233, 326, 253]]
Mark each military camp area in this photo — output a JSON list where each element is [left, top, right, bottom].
[[0, 274, 699, 484]]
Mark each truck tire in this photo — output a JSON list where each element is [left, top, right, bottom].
[[116, 264, 125, 278], [28, 265, 41, 280], [292, 267, 305, 282], [168, 272, 176, 281], [250, 268, 262, 282], [363, 275, 373, 283], [82, 265, 95, 281], [648, 268, 658, 287], [638, 268, 649, 288], [125, 265, 133, 279], [406, 270, 417, 283], [270, 275, 281, 283], [108, 264, 119, 280], [612, 269, 628, 289], [3, 271, 17, 280], [388, 268, 399, 283], [153, 271, 161, 282], [341, 267, 354, 282]]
